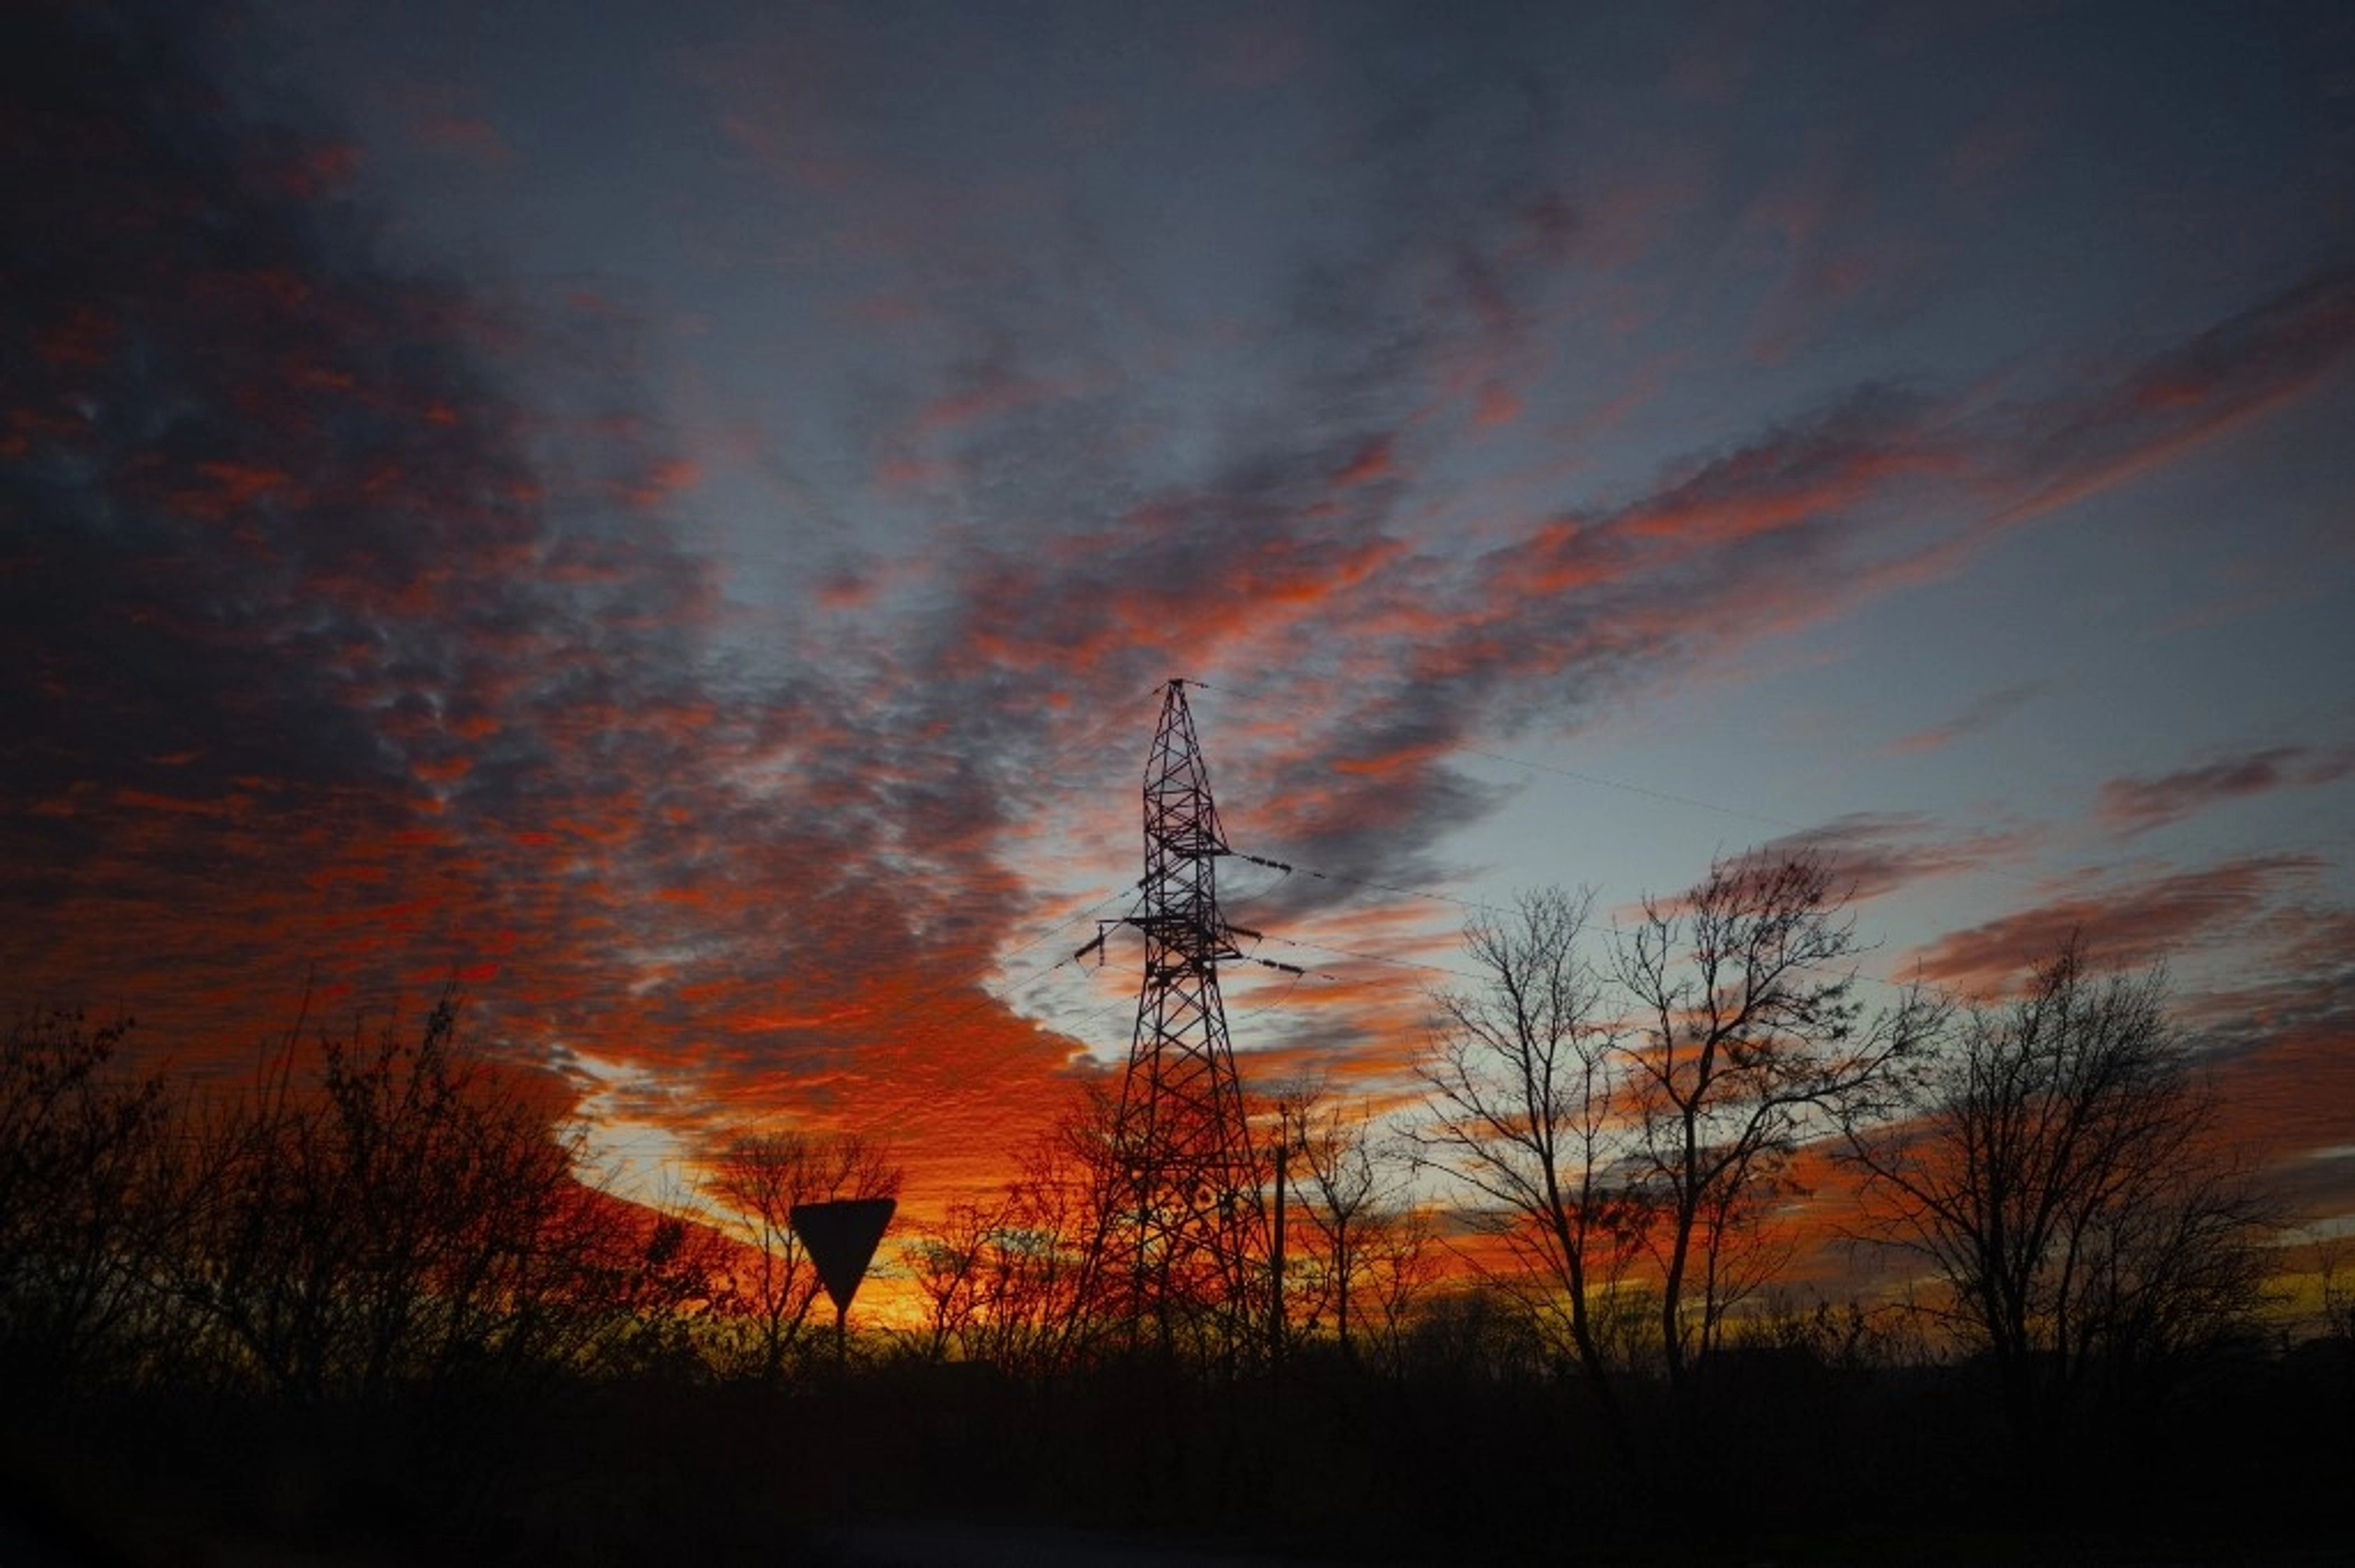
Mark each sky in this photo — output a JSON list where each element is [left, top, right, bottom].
[[7, 0, 2354, 1241]]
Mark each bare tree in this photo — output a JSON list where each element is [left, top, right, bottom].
[[1244, 1082, 1439, 1376], [5, 989, 738, 1402], [315, 997, 580, 1395], [544, 1173, 735, 1379], [1844, 939, 2275, 1440], [1287, 1093, 1422, 1368], [163, 991, 652, 1400], [2316, 1237, 2355, 1347], [905, 1085, 1125, 1376], [1415, 857, 1940, 1461], [1615, 850, 1943, 1393], [1354, 1198, 1441, 1379], [1414, 886, 1643, 1454], [910, 1184, 1089, 1376], [706, 1128, 901, 1379], [1684, 1159, 1797, 1364], [906, 1196, 996, 1364], [0, 1010, 174, 1390], [975, 1146, 1106, 1375]]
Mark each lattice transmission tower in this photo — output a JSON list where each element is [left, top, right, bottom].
[[1081, 678, 1269, 1354]]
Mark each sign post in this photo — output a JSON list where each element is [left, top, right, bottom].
[[789, 1196, 897, 1368]]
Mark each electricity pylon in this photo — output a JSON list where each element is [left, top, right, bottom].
[[1080, 679, 1266, 1356]]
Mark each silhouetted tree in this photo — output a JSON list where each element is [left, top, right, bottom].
[[908, 1086, 1120, 1376], [1414, 886, 1644, 1452], [907, 1195, 996, 1363], [1615, 850, 1944, 1395], [549, 1181, 733, 1379], [160, 990, 678, 1399], [1400, 1281, 1551, 1384], [1417, 857, 1941, 1464], [2318, 1238, 2355, 1347], [1681, 1147, 1795, 1363], [0, 1009, 173, 1390], [705, 1128, 901, 1379], [1844, 939, 2275, 1442], [1353, 1197, 1441, 1379], [1286, 1092, 1424, 1367]]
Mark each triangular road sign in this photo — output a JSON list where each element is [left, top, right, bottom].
[[790, 1196, 897, 1313]]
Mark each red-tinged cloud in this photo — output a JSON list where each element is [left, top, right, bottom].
[[1332, 436, 1394, 486], [1740, 155, 1921, 367], [1883, 682, 2044, 756], [914, 358, 1090, 435], [2205, 1022, 2355, 1202], [2189, 912, 2355, 1223], [1989, 267, 2355, 520], [374, 74, 521, 170], [409, 115, 517, 169], [1905, 855, 2324, 998], [2098, 745, 2355, 836], [1199, 17, 1309, 92], [2007, 902, 2355, 1219], [1752, 813, 2035, 903]]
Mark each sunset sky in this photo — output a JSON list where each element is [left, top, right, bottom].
[[8, 1, 2353, 1241]]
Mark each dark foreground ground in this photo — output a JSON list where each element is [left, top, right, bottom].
[[815, 1522, 2353, 1568], [4, 1345, 2349, 1566]]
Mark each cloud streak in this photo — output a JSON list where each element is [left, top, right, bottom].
[[1884, 683, 2044, 756], [1753, 813, 2034, 903], [2099, 746, 2355, 836], [1905, 856, 2324, 998]]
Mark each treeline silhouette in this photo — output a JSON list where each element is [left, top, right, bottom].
[[5, 867, 2351, 1564]]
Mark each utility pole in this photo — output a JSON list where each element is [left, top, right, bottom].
[[1269, 1099, 1291, 1376]]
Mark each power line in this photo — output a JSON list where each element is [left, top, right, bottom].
[[1229, 847, 1924, 998], [1229, 850, 1509, 918], [1188, 677, 1804, 837], [1227, 971, 1308, 1026], [1189, 679, 2051, 898], [1455, 745, 1805, 833], [1255, 932, 1478, 984]]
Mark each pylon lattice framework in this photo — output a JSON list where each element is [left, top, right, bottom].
[[1101, 679, 1263, 1343]]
